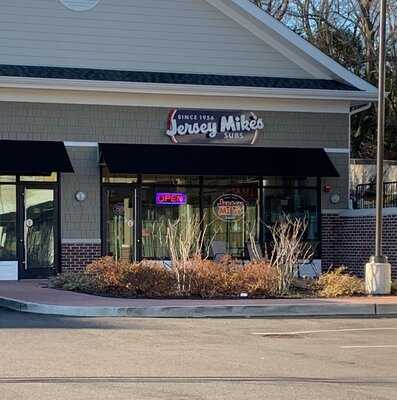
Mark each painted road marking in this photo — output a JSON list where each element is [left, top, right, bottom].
[[252, 327, 397, 336], [341, 345, 397, 349]]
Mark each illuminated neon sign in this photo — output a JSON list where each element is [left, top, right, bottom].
[[156, 192, 187, 206]]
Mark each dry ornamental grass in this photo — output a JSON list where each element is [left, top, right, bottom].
[[317, 267, 365, 298]]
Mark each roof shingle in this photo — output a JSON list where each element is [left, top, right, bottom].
[[0, 64, 359, 91]]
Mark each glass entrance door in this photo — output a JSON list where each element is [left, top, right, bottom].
[[104, 188, 135, 262], [20, 187, 57, 278]]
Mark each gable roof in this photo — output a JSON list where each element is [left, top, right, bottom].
[[0, 65, 359, 91], [0, 0, 377, 104], [205, 0, 377, 94]]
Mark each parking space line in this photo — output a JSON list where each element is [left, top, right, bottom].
[[341, 345, 397, 349], [252, 327, 397, 336]]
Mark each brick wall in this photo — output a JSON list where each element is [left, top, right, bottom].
[[61, 243, 102, 273], [322, 212, 397, 279]]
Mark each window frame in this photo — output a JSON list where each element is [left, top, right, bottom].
[[101, 171, 322, 261], [0, 183, 17, 261]]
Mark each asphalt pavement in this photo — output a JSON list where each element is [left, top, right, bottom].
[[0, 308, 396, 400]]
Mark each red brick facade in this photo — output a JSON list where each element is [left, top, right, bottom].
[[61, 243, 102, 273], [322, 213, 397, 279]]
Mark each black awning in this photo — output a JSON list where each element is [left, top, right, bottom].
[[0, 140, 74, 174], [99, 144, 339, 177]]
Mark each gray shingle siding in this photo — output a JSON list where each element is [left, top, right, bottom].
[[0, 102, 349, 148], [0, 0, 314, 78], [60, 147, 100, 240], [0, 101, 349, 239]]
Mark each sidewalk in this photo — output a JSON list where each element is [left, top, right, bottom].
[[0, 280, 396, 317]]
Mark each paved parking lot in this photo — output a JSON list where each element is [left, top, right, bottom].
[[0, 309, 396, 400]]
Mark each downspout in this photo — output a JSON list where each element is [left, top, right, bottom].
[[350, 103, 372, 117], [349, 102, 373, 208]]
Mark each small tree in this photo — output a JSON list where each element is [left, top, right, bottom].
[[268, 215, 314, 295]]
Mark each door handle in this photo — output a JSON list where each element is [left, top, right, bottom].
[[23, 226, 28, 270]]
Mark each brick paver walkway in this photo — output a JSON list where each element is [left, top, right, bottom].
[[0, 280, 395, 308]]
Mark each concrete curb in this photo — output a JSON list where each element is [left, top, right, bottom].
[[1, 296, 395, 318], [375, 304, 397, 316]]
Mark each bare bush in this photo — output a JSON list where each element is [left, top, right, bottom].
[[166, 212, 214, 295], [268, 215, 314, 295]]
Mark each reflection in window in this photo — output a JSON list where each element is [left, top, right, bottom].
[[0, 185, 17, 260], [102, 167, 138, 184], [202, 186, 259, 258], [264, 187, 319, 249], [0, 176, 16, 183], [203, 176, 260, 186], [263, 177, 317, 187], [102, 175, 321, 261], [20, 173, 58, 182], [25, 189, 55, 269], [142, 175, 200, 186]]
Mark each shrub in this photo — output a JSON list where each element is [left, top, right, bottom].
[[189, 257, 237, 298], [188, 258, 279, 298], [50, 257, 281, 299], [49, 272, 97, 293], [317, 267, 365, 298], [391, 281, 397, 295], [52, 258, 176, 298], [86, 256, 131, 296], [235, 261, 280, 297], [122, 261, 177, 298]]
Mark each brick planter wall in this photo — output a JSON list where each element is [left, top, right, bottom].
[[61, 243, 102, 273], [322, 212, 397, 279]]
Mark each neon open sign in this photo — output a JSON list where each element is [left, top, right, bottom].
[[156, 192, 187, 206]]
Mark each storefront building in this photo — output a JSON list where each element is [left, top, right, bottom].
[[0, 0, 378, 280]]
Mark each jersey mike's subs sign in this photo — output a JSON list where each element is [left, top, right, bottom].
[[166, 109, 264, 145]]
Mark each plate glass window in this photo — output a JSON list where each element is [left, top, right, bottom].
[[141, 187, 200, 259]]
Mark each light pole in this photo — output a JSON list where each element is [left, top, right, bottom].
[[365, 0, 391, 295]]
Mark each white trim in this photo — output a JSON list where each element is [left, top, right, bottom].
[[64, 141, 98, 147], [324, 148, 350, 154], [0, 87, 353, 113], [0, 77, 378, 102], [205, 0, 377, 93]]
